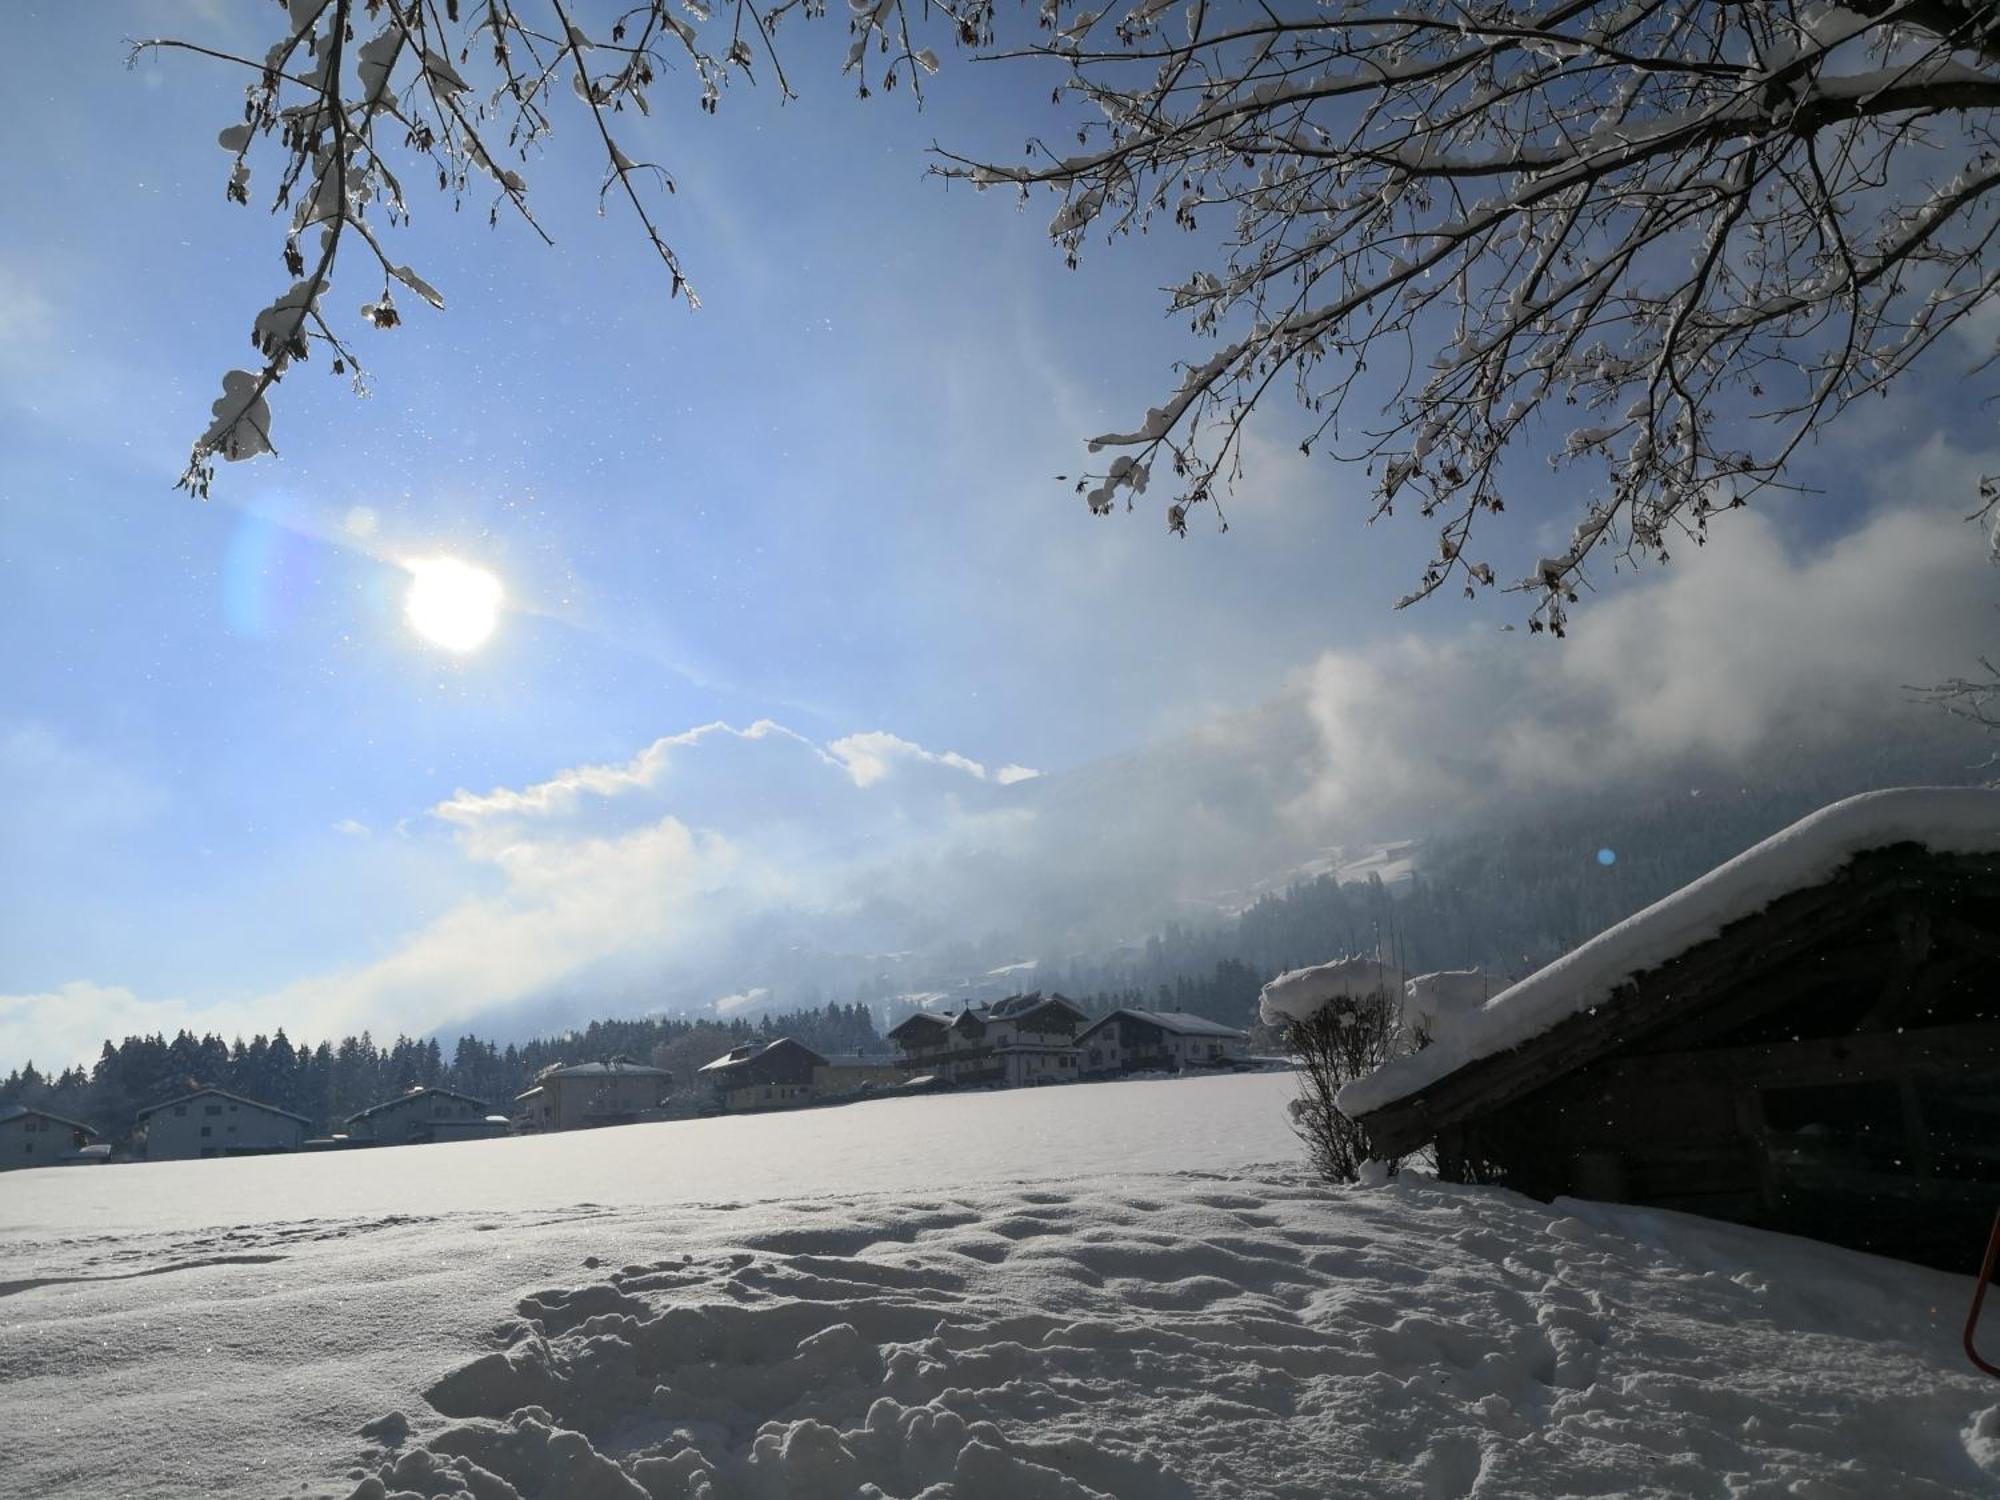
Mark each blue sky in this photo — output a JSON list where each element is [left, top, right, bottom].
[[3, 3, 1995, 1069]]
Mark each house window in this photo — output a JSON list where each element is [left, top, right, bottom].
[[23, 1142, 32, 1154], [205, 1104, 223, 1116], [200, 1126, 213, 1138]]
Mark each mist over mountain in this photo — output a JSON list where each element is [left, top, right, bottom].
[[466, 706, 1993, 1046], [7, 501, 1994, 1071]]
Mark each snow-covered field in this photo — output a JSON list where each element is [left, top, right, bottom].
[[3, 1073, 1997, 1499]]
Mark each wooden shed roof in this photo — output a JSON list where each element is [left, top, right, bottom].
[[1342, 787, 2000, 1129], [1349, 838, 2000, 1158]]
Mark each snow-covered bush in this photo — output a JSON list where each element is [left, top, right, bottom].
[[1262, 960, 1499, 1182], [1261, 958, 1409, 1184]]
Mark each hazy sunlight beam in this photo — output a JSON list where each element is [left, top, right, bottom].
[[404, 556, 503, 653]]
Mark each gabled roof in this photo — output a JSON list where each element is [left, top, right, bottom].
[[134, 1086, 313, 1126], [885, 1011, 954, 1040], [1081, 1008, 1250, 1042], [987, 990, 1089, 1023], [537, 1057, 671, 1079], [0, 1104, 99, 1137], [343, 1086, 492, 1126], [1340, 787, 2000, 1128], [697, 1037, 827, 1076]]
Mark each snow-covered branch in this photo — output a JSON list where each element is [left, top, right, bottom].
[[143, 0, 988, 493], [945, 0, 2000, 629], [140, 2, 1996, 631]]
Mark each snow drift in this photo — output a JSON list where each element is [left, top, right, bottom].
[[2, 1073, 1997, 1498]]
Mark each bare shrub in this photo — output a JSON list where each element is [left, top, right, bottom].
[[1283, 988, 1404, 1185]]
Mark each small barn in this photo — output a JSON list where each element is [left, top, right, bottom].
[[1341, 788, 2000, 1272]]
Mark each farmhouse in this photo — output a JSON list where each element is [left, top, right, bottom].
[[698, 1038, 824, 1112], [697, 1039, 908, 1112], [136, 1087, 312, 1160], [514, 1057, 670, 1131], [1078, 1009, 1251, 1075], [884, 1009, 955, 1061], [1340, 788, 2000, 1271], [0, 1105, 100, 1170], [344, 1086, 508, 1145], [887, 992, 1088, 1087]]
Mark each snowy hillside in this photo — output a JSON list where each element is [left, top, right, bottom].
[[3, 1074, 1997, 1499]]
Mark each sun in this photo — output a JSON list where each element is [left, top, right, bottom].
[[403, 556, 503, 653]]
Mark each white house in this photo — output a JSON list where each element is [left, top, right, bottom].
[[1077, 1010, 1252, 1075], [0, 1105, 100, 1170], [136, 1087, 311, 1160]]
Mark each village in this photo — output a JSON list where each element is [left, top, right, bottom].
[[0, 996, 1261, 1167], [9, 782, 1998, 1281]]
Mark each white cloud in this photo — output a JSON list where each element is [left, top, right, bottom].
[[0, 983, 161, 1073], [824, 730, 1038, 788], [713, 987, 771, 1016], [1292, 501, 1997, 828], [8, 488, 1991, 1072], [434, 720, 815, 824]]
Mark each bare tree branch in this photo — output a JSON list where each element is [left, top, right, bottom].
[[140, 1, 1997, 634], [942, 0, 2000, 630]]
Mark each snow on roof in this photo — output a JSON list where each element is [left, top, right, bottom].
[[1339, 787, 2000, 1119], [1401, 971, 1495, 1036], [1143, 1010, 1250, 1039], [987, 991, 1086, 1020], [539, 1058, 671, 1079], [1258, 958, 1404, 1025], [696, 1038, 827, 1075], [696, 1043, 762, 1072], [1085, 1008, 1250, 1040]]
